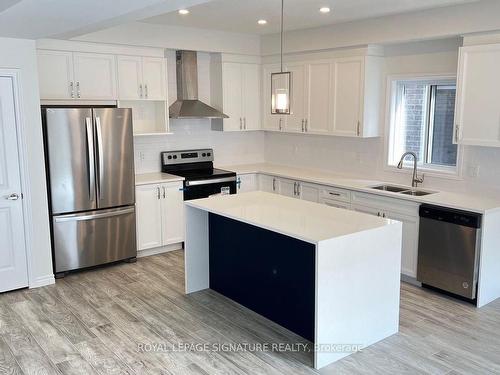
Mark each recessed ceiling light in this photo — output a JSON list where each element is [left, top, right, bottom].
[[178, 9, 189, 15], [257, 19, 267, 25], [319, 7, 330, 13]]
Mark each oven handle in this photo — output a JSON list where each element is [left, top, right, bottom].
[[185, 177, 236, 187]]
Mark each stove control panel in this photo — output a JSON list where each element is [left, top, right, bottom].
[[161, 149, 214, 165]]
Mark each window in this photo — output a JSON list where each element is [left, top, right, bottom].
[[387, 77, 458, 173]]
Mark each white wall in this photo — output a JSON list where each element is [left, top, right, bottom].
[[0, 37, 53, 287], [265, 41, 500, 196], [74, 21, 261, 55], [261, 0, 500, 56], [134, 50, 264, 174]]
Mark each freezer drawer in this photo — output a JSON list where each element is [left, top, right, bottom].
[[52, 206, 137, 273]]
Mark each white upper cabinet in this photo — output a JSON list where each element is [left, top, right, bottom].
[[117, 56, 167, 100], [307, 61, 332, 134], [116, 55, 143, 100], [214, 61, 261, 132], [142, 57, 167, 100], [285, 63, 307, 133], [332, 57, 363, 136], [454, 44, 500, 147], [37, 50, 74, 99], [262, 64, 286, 131], [261, 53, 382, 138], [242, 64, 261, 130], [73, 52, 117, 100]]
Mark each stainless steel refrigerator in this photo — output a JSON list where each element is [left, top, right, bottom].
[[43, 107, 137, 276]]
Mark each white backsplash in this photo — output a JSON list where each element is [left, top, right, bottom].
[[134, 120, 265, 173]]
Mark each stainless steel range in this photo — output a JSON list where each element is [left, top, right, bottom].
[[161, 149, 236, 200]]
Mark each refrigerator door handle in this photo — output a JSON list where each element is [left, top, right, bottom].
[[95, 116, 104, 201], [54, 207, 135, 223], [85, 117, 96, 202]]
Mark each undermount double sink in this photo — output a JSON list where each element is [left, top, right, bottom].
[[370, 184, 436, 196]]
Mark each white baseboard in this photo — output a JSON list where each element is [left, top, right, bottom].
[[29, 274, 55, 289], [137, 243, 183, 258]]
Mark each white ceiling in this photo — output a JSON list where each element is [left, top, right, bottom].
[[0, 0, 213, 39], [142, 0, 480, 35]]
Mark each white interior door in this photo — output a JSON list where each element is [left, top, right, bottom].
[[0, 76, 28, 292]]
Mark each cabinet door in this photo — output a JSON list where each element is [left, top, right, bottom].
[[143, 57, 167, 100], [286, 64, 306, 133], [385, 210, 419, 278], [306, 62, 331, 134], [351, 203, 383, 217], [242, 64, 261, 130], [117, 55, 142, 100], [161, 182, 184, 245], [37, 50, 74, 99], [455, 45, 500, 147], [332, 57, 363, 136], [298, 183, 319, 203], [262, 65, 285, 131], [222, 63, 243, 131], [136, 184, 163, 251], [237, 174, 258, 193], [279, 178, 297, 198], [73, 52, 117, 100], [259, 174, 278, 193]]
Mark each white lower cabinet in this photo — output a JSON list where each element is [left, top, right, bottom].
[[351, 192, 420, 278], [136, 181, 184, 252], [259, 174, 279, 193], [237, 174, 258, 193]]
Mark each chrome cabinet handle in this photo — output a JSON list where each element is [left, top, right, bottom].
[[244, 117, 247, 130], [329, 192, 341, 196], [70, 81, 74, 98], [139, 84, 143, 98], [296, 182, 300, 196], [279, 118, 282, 131], [162, 186, 166, 199], [305, 119, 308, 132], [145, 84, 148, 98], [76, 81, 81, 98], [301, 119, 305, 132], [272, 178, 276, 191], [157, 187, 161, 200], [239, 117, 243, 130], [357, 121, 361, 136], [6, 193, 20, 201]]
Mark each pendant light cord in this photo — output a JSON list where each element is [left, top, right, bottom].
[[280, 0, 284, 72]]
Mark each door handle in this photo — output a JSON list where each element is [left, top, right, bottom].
[[6, 193, 20, 201], [85, 117, 95, 202], [95, 116, 104, 200]]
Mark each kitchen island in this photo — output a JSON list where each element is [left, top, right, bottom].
[[184, 191, 403, 369]]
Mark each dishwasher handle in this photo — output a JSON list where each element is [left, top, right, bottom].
[[419, 204, 481, 229]]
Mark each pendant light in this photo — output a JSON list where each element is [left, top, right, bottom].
[[271, 0, 291, 115]]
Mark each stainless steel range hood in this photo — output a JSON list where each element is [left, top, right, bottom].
[[169, 50, 228, 119]]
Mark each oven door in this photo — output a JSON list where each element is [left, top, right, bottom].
[[184, 177, 237, 200]]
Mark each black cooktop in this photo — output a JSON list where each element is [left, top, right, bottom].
[[171, 168, 236, 180]]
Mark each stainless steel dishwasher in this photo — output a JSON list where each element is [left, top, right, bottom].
[[417, 204, 482, 301]]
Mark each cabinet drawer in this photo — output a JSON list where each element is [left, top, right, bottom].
[[320, 186, 351, 203], [351, 191, 419, 216], [320, 197, 351, 210]]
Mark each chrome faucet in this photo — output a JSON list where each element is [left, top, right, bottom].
[[397, 152, 424, 188]]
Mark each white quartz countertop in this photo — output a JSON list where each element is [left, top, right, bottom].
[[135, 172, 184, 186], [219, 163, 500, 214], [186, 191, 395, 244]]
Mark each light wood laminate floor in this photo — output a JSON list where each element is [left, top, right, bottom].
[[1, 250, 500, 374]]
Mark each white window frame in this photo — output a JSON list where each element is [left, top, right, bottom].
[[384, 74, 463, 180]]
